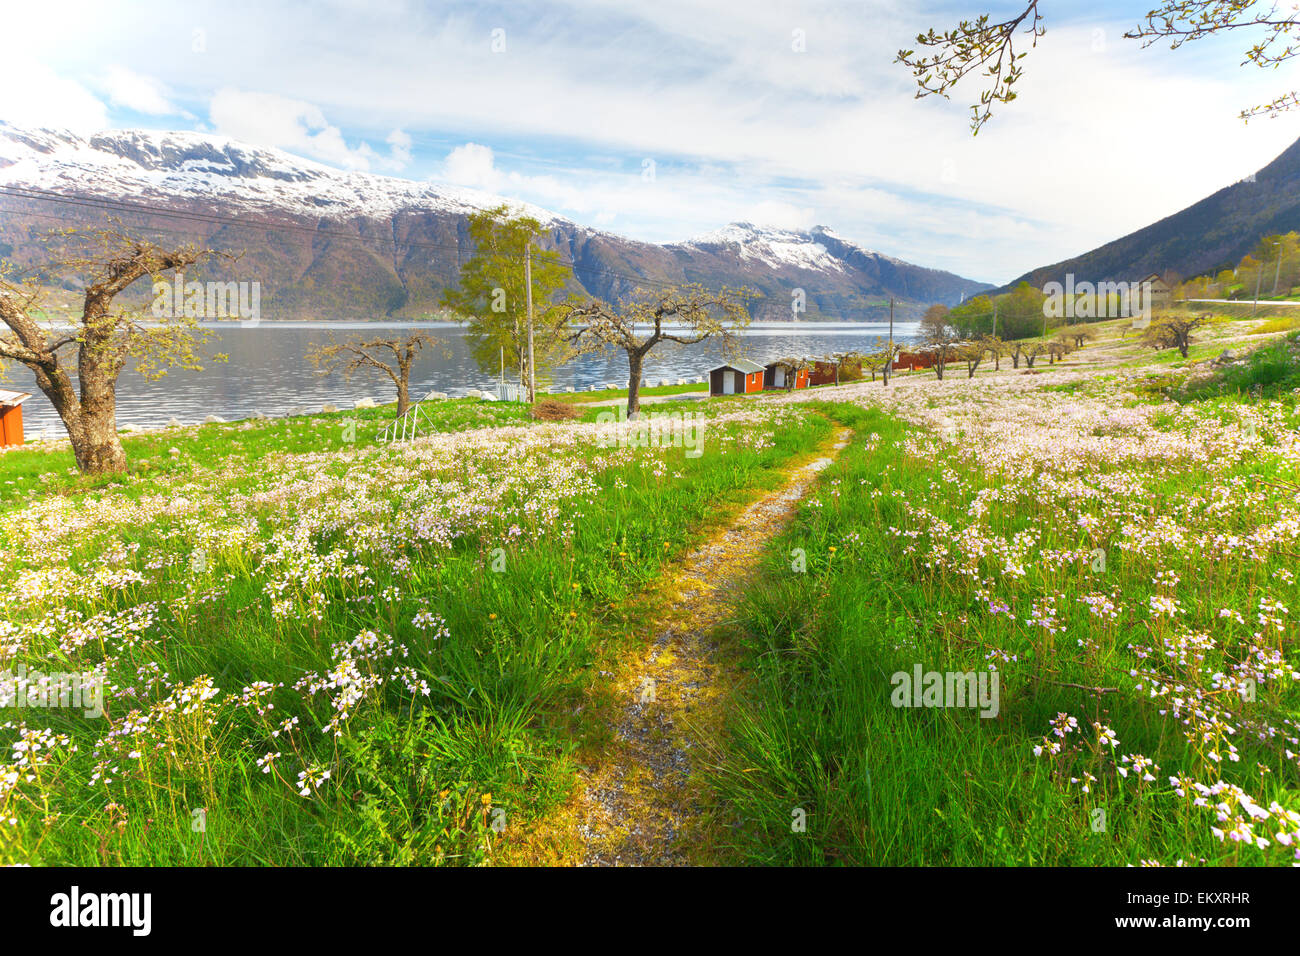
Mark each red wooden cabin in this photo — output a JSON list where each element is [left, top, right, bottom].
[[0, 390, 32, 448], [708, 360, 765, 396]]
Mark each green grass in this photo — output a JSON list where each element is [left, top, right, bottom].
[[0, 400, 830, 865], [1179, 331, 1300, 402], [707, 400, 1300, 866], [0, 399, 532, 508]]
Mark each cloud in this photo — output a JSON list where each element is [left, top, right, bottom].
[[209, 89, 410, 172], [99, 65, 183, 116], [0, 55, 107, 133], [14, 1, 1300, 280], [385, 129, 413, 169], [442, 142, 503, 190]]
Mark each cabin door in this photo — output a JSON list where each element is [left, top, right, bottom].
[[774, 367, 785, 387], [723, 373, 735, 395]]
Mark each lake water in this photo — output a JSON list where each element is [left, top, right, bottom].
[[10, 321, 919, 434]]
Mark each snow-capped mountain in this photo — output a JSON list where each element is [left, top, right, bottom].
[[0, 124, 990, 320]]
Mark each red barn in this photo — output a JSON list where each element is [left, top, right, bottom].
[[708, 360, 765, 396], [893, 350, 936, 371], [809, 361, 838, 386], [0, 390, 32, 448], [763, 361, 810, 390]]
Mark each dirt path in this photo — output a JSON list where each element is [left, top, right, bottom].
[[571, 426, 852, 866]]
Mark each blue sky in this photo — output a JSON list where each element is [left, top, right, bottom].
[[3, 0, 1300, 283]]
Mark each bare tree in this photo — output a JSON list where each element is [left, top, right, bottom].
[[863, 338, 900, 384], [958, 340, 985, 378], [1022, 341, 1051, 368], [1061, 326, 1095, 349], [0, 227, 212, 474], [980, 335, 1006, 370], [564, 285, 753, 419], [307, 332, 447, 417]]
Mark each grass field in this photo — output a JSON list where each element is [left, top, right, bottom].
[[2, 317, 1297, 867]]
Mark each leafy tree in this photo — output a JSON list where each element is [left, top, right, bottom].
[[0, 227, 213, 474], [441, 205, 571, 402], [996, 281, 1049, 340], [564, 284, 753, 419], [899, 2, 1300, 133], [948, 293, 997, 338]]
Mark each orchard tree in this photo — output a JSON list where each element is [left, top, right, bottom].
[[441, 205, 571, 402], [307, 332, 448, 417], [1141, 312, 1212, 358], [920, 304, 961, 379], [0, 227, 214, 474], [898, 1, 1300, 134], [564, 284, 754, 419]]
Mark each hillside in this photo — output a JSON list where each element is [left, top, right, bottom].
[[0, 124, 990, 321], [1000, 134, 1300, 291]]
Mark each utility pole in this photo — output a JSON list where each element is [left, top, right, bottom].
[[1273, 237, 1284, 297], [1254, 258, 1263, 315], [885, 297, 893, 385], [991, 299, 998, 339], [524, 241, 535, 403]]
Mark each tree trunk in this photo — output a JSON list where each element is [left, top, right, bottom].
[[74, 338, 127, 474], [626, 349, 644, 419], [396, 378, 410, 418]]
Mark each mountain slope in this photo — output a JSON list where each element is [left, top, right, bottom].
[[0, 124, 990, 321], [1001, 135, 1300, 292]]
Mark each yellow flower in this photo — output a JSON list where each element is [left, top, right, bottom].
[[569, 610, 578, 619], [480, 793, 492, 806], [829, 546, 837, 553], [571, 583, 580, 590], [489, 613, 498, 621]]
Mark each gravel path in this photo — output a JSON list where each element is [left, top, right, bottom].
[[573, 427, 852, 866]]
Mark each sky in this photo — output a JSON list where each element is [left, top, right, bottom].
[[2, 0, 1299, 284]]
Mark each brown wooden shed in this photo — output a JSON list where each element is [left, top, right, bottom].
[[708, 360, 765, 396]]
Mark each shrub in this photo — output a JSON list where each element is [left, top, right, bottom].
[[530, 398, 581, 421]]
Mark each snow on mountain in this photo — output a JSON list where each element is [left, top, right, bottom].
[[0, 123, 991, 320], [679, 222, 847, 274], [0, 123, 573, 228]]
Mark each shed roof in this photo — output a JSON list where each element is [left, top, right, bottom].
[[0, 389, 32, 407], [709, 359, 765, 374]]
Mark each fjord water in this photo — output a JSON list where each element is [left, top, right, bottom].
[[11, 321, 919, 434]]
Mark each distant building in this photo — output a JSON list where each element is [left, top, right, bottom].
[[1141, 273, 1174, 309], [893, 350, 936, 371], [708, 360, 765, 396], [0, 390, 32, 448]]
